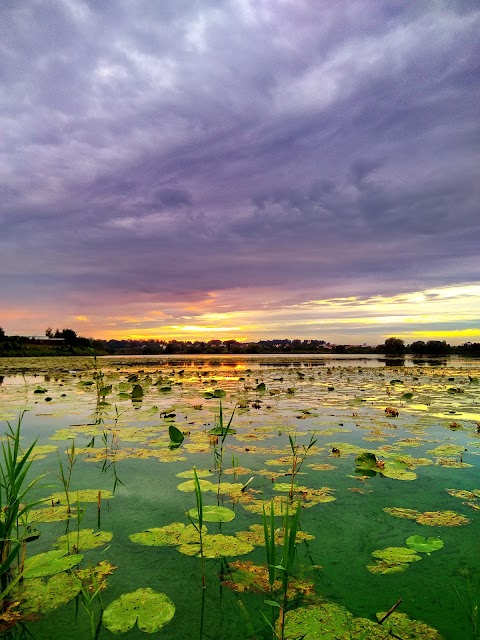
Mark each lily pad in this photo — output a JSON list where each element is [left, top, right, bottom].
[[385, 507, 470, 526], [102, 588, 175, 634], [426, 444, 465, 456], [282, 603, 386, 639], [177, 534, 254, 558], [168, 425, 184, 444], [23, 549, 84, 578], [29, 505, 80, 523], [416, 510, 470, 526], [15, 572, 82, 614], [405, 535, 444, 553], [176, 469, 213, 479], [188, 505, 235, 522], [371, 547, 422, 563], [129, 523, 204, 546], [177, 479, 215, 492], [376, 611, 444, 639], [54, 529, 113, 551], [31, 444, 58, 460], [47, 489, 114, 503]]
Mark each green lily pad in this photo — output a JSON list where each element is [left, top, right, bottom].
[[54, 529, 113, 551], [47, 489, 114, 503], [169, 425, 184, 444], [31, 444, 58, 460], [177, 534, 254, 558], [405, 535, 444, 553], [102, 588, 175, 634], [385, 507, 470, 526], [282, 603, 386, 639], [355, 453, 417, 481], [376, 611, 444, 639], [177, 479, 215, 492], [129, 523, 204, 546], [188, 505, 235, 522], [236, 524, 314, 547], [371, 547, 422, 563], [15, 572, 81, 614], [23, 549, 84, 578], [416, 510, 470, 526], [426, 444, 465, 456], [131, 384, 144, 399], [176, 469, 213, 479], [29, 505, 79, 523], [208, 426, 237, 435], [446, 488, 480, 500]]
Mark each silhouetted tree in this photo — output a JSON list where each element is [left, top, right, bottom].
[[381, 337, 406, 355]]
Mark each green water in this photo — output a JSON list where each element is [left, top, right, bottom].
[[0, 355, 479, 639]]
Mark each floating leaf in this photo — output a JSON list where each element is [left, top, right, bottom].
[[405, 535, 444, 553], [177, 479, 215, 492], [188, 505, 235, 522], [31, 444, 58, 460], [129, 523, 204, 547], [168, 425, 184, 444], [416, 510, 470, 526], [385, 507, 470, 527], [255, 383, 266, 392], [371, 547, 422, 563], [221, 560, 314, 597], [176, 469, 213, 479], [15, 572, 81, 614], [376, 611, 444, 639], [76, 560, 117, 592], [208, 426, 237, 435], [131, 384, 144, 399], [383, 507, 420, 521], [446, 488, 480, 500], [29, 505, 79, 523], [213, 389, 226, 397], [177, 534, 254, 558], [47, 489, 113, 503], [54, 529, 112, 551], [282, 603, 386, 639], [426, 444, 465, 456], [102, 588, 175, 634], [23, 550, 84, 578], [236, 524, 314, 547]]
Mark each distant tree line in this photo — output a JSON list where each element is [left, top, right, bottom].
[[0, 327, 479, 358], [0, 327, 104, 356]]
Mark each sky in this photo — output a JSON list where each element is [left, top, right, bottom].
[[1, 0, 479, 345]]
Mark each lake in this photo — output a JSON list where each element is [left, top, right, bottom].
[[0, 354, 479, 639]]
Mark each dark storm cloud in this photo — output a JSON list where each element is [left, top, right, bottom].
[[1, 0, 479, 323]]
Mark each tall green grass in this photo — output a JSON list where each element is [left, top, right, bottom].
[[0, 412, 44, 600]]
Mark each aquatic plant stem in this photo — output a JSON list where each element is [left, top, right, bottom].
[[0, 412, 44, 599]]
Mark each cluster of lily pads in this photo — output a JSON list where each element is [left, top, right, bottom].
[[368, 535, 444, 574], [0, 355, 479, 639]]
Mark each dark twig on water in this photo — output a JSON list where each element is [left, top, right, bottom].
[[378, 598, 403, 624]]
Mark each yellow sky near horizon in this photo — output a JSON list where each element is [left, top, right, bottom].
[[4, 282, 479, 345], [61, 283, 480, 344]]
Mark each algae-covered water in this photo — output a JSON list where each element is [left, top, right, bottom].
[[0, 354, 479, 639]]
